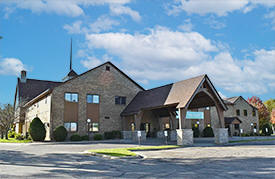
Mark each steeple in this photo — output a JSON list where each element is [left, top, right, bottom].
[[70, 38, 72, 71], [62, 38, 78, 82]]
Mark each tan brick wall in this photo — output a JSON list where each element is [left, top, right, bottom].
[[50, 63, 142, 138]]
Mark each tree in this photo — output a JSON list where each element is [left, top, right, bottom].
[[264, 99, 275, 113], [247, 96, 270, 129], [0, 104, 15, 139]]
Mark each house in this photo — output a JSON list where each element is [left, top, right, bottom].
[[271, 109, 275, 124], [210, 96, 259, 136]]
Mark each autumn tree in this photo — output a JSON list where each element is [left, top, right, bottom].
[[264, 99, 275, 113], [248, 96, 270, 129]]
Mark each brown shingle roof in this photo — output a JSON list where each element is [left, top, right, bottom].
[[121, 84, 173, 116], [224, 117, 242, 124], [17, 78, 61, 103], [164, 75, 205, 108], [224, 96, 239, 104]]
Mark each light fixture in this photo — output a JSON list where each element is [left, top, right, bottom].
[[87, 119, 91, 123]]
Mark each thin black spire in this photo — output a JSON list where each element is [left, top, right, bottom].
[[70, 38, 72, 71]]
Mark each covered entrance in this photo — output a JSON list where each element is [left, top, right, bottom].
[[121, 75, 228, 145]]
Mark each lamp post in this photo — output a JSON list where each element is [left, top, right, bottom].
[[87, 119, 91, 140], [250, 123, 254, 135]]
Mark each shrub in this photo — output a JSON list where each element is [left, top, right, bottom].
[[261, 123, 273, 136], [81, 135, 89, 141], [53, 126, 68, 142], [104, 131, 122, 139], [15, 133, 24, 140], [29, 117, 46, 142], [70, 134, 82, 141], [8, 130, 16, 138], [94, 134, 103, 140], [202, 127, 214, 137], [192, 127, 200, 138]]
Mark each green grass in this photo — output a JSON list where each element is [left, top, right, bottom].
[[229, 138, 275, 143], [0, 138, 32, 143], [89, 145, 180, 157]]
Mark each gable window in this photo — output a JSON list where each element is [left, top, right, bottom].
[[244, 110, 248, 116], [236, 109, 240, 116], [106, 66, 110, 71], [65, 93, 78, 102], [64, 122, 77, 132], [252, 110, 256, 116], [87, 94, 100, 104], [115, 96, 126, 105]]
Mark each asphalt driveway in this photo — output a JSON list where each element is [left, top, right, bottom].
[[0, 140, 274, 178]]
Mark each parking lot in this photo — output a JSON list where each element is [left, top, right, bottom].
[[0, 140, 274, 178]]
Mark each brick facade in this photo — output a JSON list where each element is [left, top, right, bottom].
[[210, 97, 259, 135], [49, 63, 142, 138]]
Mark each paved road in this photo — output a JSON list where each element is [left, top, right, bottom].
[[0, 141, 274, 178]]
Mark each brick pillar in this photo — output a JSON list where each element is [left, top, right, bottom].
[[214, 128, 228, 144]]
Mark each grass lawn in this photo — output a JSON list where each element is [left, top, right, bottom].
[[89, 145, 180, 157], [0, 138, 32, 143], [229, 138, 275, 143]]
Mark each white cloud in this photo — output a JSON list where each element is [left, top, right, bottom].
[[265, 11, 275, 30], [167, 0, 275, 16], [110, 4, 141, 22], [204, 16, 226, 29], [83, 27, 275, 95], [1, 0, 131, 17], [0, 58, 26, 76], [178, 19, 193, 32], [89, 15, 120, 33], [80, 56, 103, 69], [64, 21, 84, 34], [64, 16, 119, 35]]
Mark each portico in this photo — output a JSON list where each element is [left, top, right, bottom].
[[121, 75, 228, 145]]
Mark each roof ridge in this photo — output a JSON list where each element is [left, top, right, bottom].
[[25, 78, 62, 83], [144, 83, 173, 92]]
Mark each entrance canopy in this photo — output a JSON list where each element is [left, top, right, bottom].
[[121, 74, 227, 117]]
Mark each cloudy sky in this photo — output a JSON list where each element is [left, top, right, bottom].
[[0, 0, 275, 104]]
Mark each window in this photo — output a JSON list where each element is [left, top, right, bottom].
[[90, 123, 99, 132], [87, 94, 100, 104], [65, 93, 78, 102], [244, 110, 248, 116], [234, 124, 240, 130], [106, 66, 110, 71], [115, 96, 126, 105], [64, 122, 77, 132], [252, 110, 256, 116], [236, 109, 240, 116]]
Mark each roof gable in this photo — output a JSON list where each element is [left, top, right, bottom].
[[59, 61, 144, 91]]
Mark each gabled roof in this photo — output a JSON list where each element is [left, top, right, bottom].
[[16, 61, 144, 106], [62, 61, 144, 90], [224, 96, 258, 110], [164, 75, 206, 108], [121, 74, 227, 116], [224, 117, 242, 124], [121, 84, 173, 116], [17, 78, 61, 103], [224, 96, 239, 104]]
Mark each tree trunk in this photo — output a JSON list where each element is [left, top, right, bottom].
[[5, 131, 8, 139]]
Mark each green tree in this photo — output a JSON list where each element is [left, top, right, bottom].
[[248, 96, 270, 129], [264, 99, 275, 113]]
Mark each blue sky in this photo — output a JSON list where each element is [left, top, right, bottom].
[[0, 0, 275, 104]]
